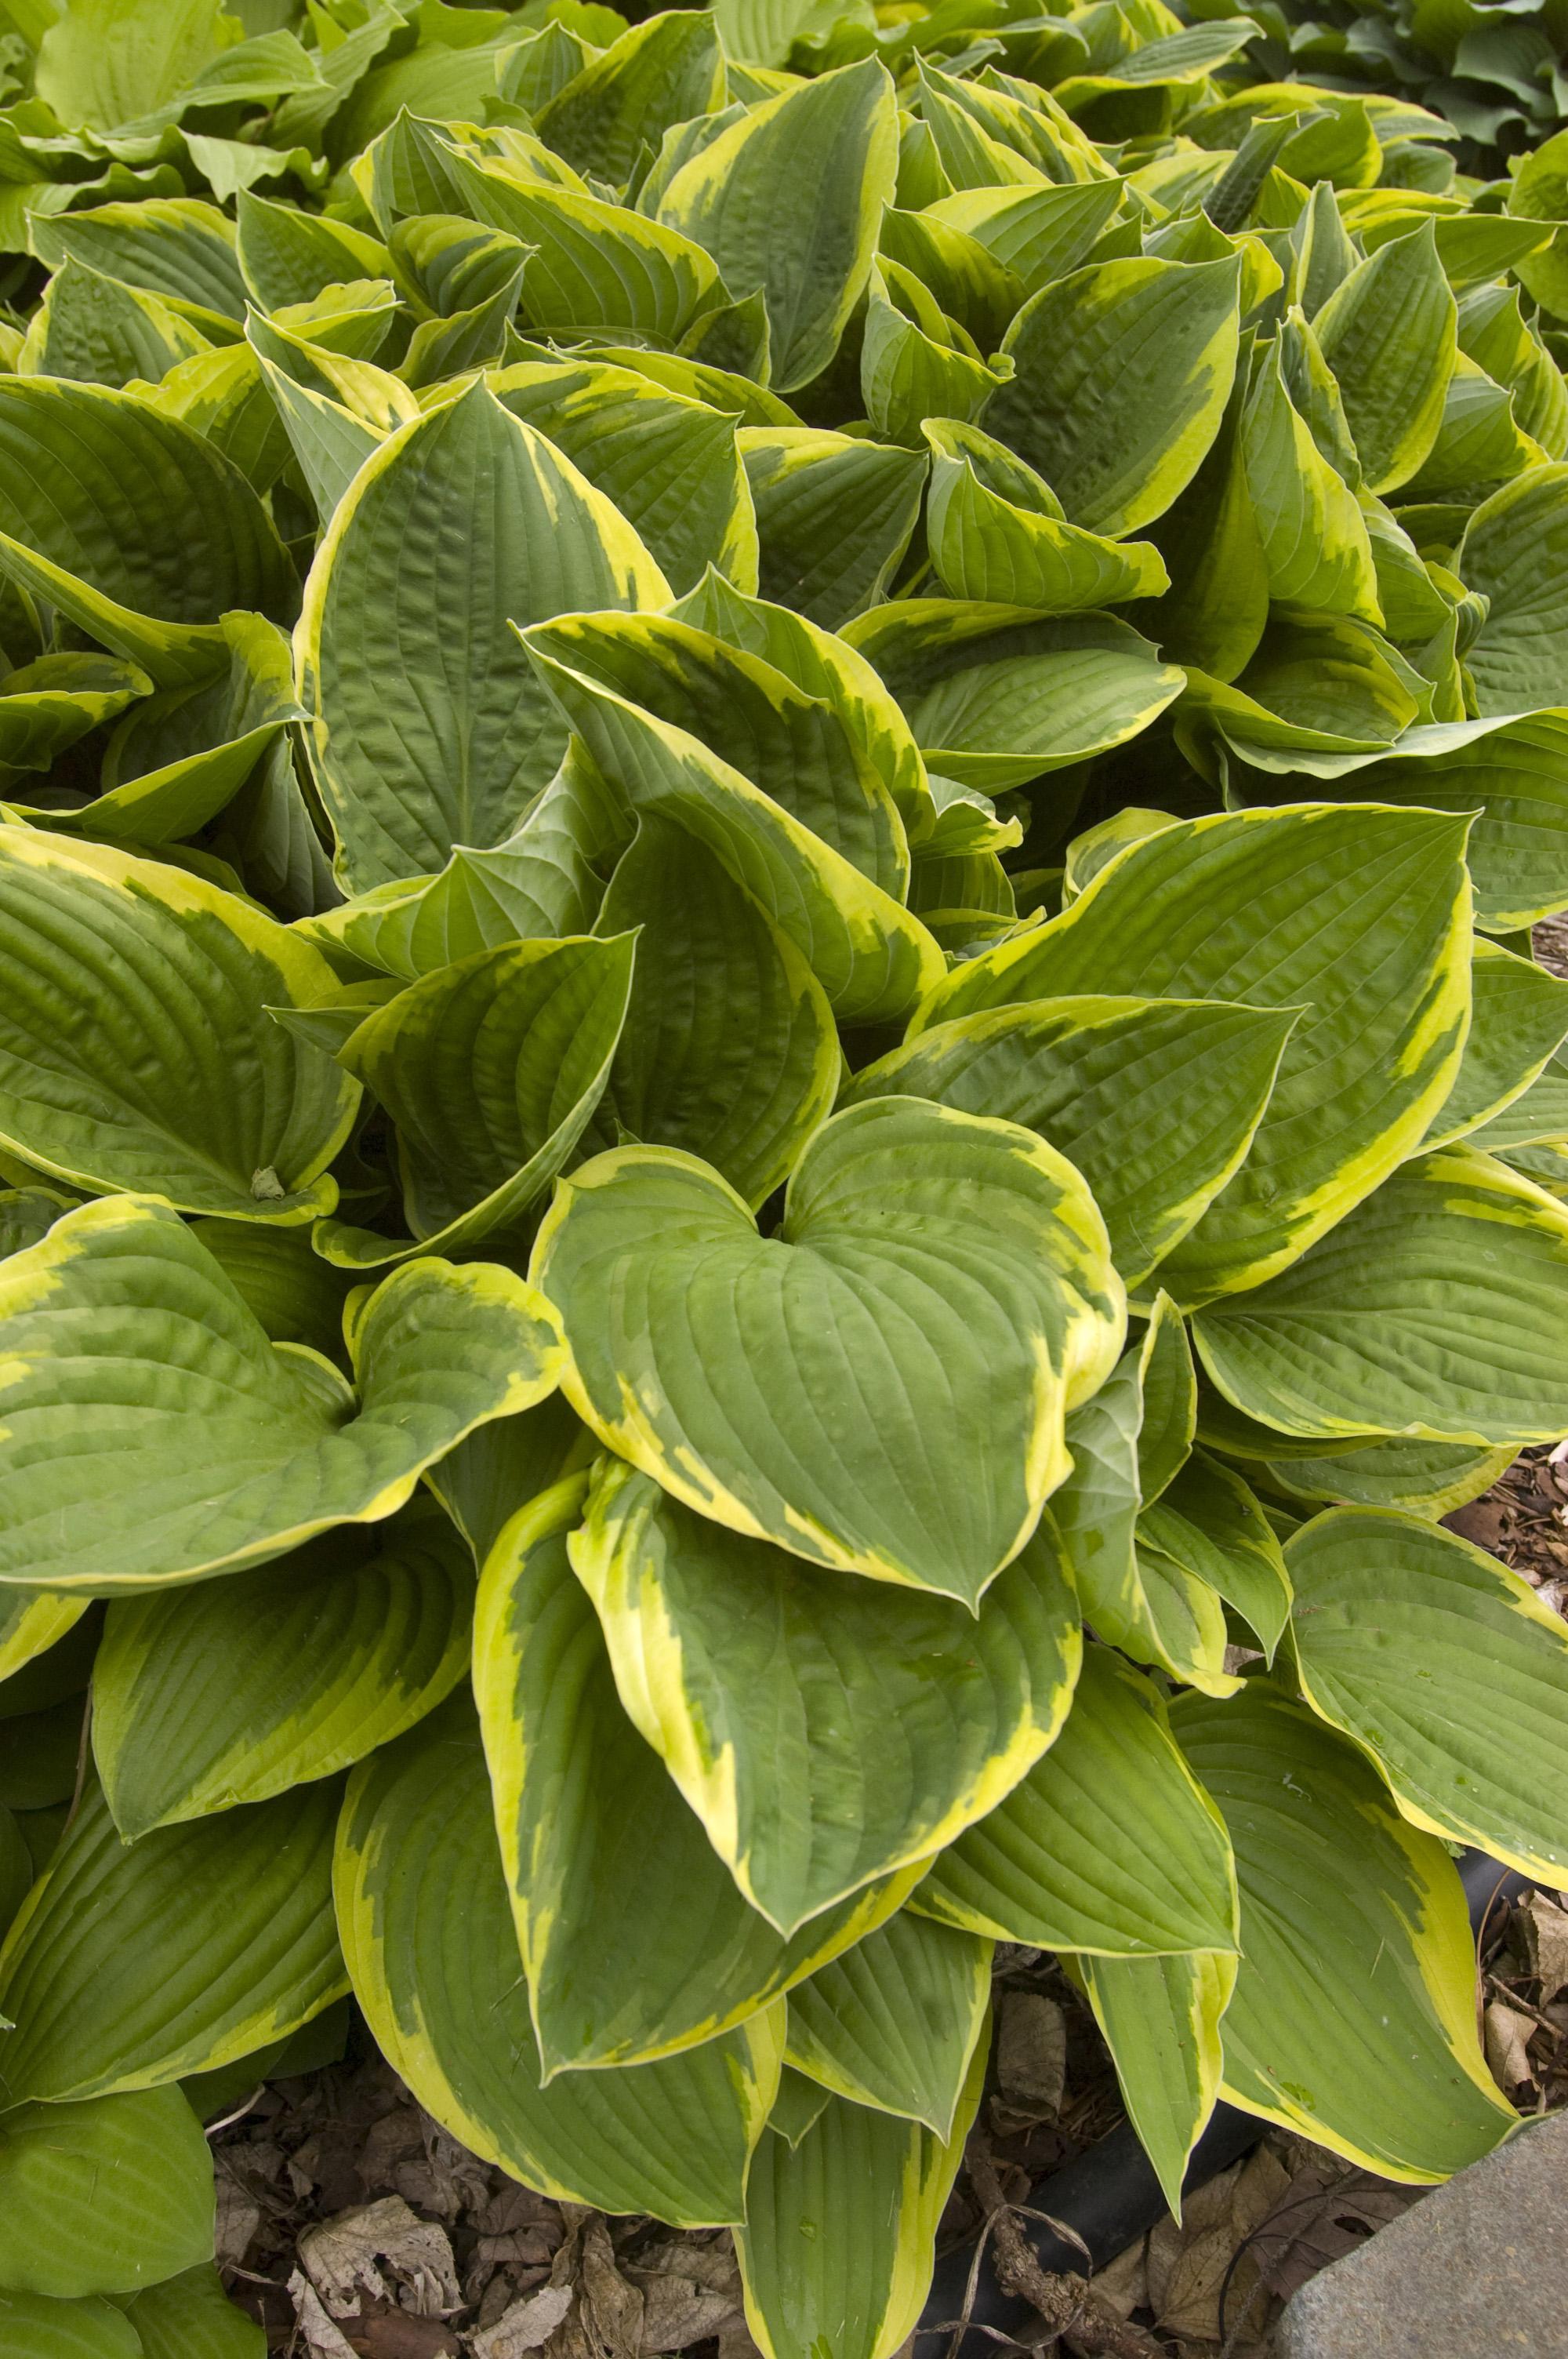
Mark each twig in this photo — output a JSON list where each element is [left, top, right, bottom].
[[964, 2142, 1164, 2359]]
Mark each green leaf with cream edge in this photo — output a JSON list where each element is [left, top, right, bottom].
[[0, 825, 356, 1223], [472, 1475, 931, 2070], [335, 1692, 783, 2226], [1285, 1508, 1568, 1882], [911, 805, 1473, 1302], [314, 932, 637, 1270], [296, 380, 670, 894], [0, 1197, 562, 1591], [567, 1458, 1082, 1934], [531, 1096, 1123, 1604], [1174, 1685, 1515, 2179]]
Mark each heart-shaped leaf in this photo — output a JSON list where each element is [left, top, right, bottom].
[[0, 1197, 563, 1591], [534, 1097, 1123, 1601]]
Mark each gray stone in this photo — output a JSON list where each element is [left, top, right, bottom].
[[1272, 2113, 1568, 2357]]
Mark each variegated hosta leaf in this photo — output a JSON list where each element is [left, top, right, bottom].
[[569, 1461, 1082, 1933], [474, 1476, 924, 2070], [117, 2265, 267, 2357], [0, 1595, 90, 1692], [0, 652, 148, 773], [533, 11, 724, 187], [299, 379, 670, 893], [1178, 613, 1424, 773], [92, 1501, 474, 1841], [488, 359, 759, 602], [533, 1097, 1123, 1602], [524, 630, 943, 1026], [0, 2086, 215, 2297], [736, 2040, 985, 2359], [1240, 340, 1382, 623], [316, 932, 635, 1270], [1192, 1147, 1568, 1443], [438, 152, 727, 347], [516, 608, 909, 897], [1423, 937, 1568, 1148], [739, 427, 928, 631], [841, 602, 1185, 792], [591, 816, 840, 1209], [423, 1392, 593, 1569], [1473, 1034, 1568, 1152], [654, 59, 898, 394], [913, 805, 1472, 1302], [335, 1692, 783, 2226], [1138, 1452, 1292, 1662], [1076, 1950, 1236, 2217], [1174, 1685, 1515, 2179], [1252, 1437, 1513, 1519], [783, 1909, 992, 2138], [30, 199, 249, 322], [1337, 711, 1568, 933], [299, 747, 624, 984], [24, 256, 212, 389], [767, 2067, 831, 2149], [924, 180, 1123, 294], [922, 419, 1171, 614], [236, 186, 392, 311], [913, 1642, 1237, 1955], [985, 253, 1243, 536], [667, 566, 935, 843], [0, 376, 292, 686], [1457, 463, 1568, 717], [1051, 1320, 1238, 1696], [0, 1776, 344, 2104], [31, 612, 306, 851], [0, 824, 356, 1222], [0, 1197, 563, 1591], [841, 994, 1295, 1290], [1286, 1508, 1568, 1882], [1134, 1291, 1196, 1472], [1312, 221, 1457, 494]]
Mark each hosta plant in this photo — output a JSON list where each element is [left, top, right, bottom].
[[2, 1, 1568, 2354]]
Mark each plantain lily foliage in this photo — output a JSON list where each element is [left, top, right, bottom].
[[1, 0, 1568, 2351]]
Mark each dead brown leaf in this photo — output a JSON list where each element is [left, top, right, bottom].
[[1485, 1995, 1538, 2091], [994, 1991, 1067, 2125], [299, 2197, 461, 2321], [471, 2284, 575, 2358], [1519, 1892, 1568, 2001]]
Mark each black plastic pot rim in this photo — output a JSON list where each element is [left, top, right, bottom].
[[915, 1849, 1536, 2357]]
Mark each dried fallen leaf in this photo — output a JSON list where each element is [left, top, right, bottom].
[[1087, 2236, 1147, 2321], [1519, 1892, 1568, 2000], [1152, 2222, 1236, 2343], [995, 1991, 1067, 2121], [214, 2175, 263, 2267], [1485, 1995, 1537, 2092], [290, 2270, 361, 2359], [300, 2196, 461, 2321], [470, 2284, 575, 2358], [628, 2237, 747, 2353], [579, 2215, 644, 2359]]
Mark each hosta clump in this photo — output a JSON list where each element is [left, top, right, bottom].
[[2, 0, 1568, 2353]]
